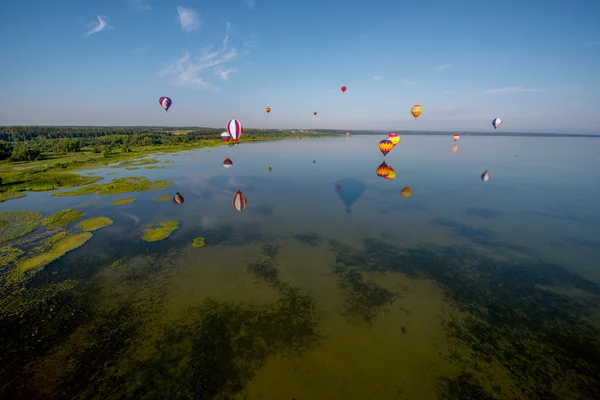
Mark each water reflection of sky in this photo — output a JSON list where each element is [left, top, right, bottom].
[[3, 135, 600, 281]]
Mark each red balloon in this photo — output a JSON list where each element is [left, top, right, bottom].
[[341, 86, 347, 92]]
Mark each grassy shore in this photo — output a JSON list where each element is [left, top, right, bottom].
[[0, 136, 294, 203]]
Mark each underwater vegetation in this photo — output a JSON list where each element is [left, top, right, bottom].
[[142, 220, 179, 242], [78, 217, 114, 232], [111, 197, 136, 206], [192, 237, 206, 248], [0, 211, 43, 244], [153, 195, 171, 202], [0, 172, 102, 203], [43, 209, 84, 227], [50, 177, 172, 197], [328, 237, 600, 399]]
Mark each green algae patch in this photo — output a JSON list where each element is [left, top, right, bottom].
[[0, 211, 43, 244], [78, 217, 114, 232], [144, 165, 166, 170], [125, 167, 140, 170], [192, 237, 206, 248], [43, 209, 84, 228], [154, 195, 170, 202], [13, 232, 92, 279], [0, 246, 23, 270], [111, 198, 136, 206], [50, 177, 172, 197], [142, 220, 179, 242], [0, 191, 26, 203]]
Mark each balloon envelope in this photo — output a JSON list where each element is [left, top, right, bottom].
[[266, 107, 271, 113], [386, 133, 400, 145], [335, 178, 366, 213], [378, 139, 394, 156], [341, 86, 347, 92], [411, 104, 423, 119], [492, 118, 502, 129], [376, 161, 392, 178], [159, 96, 172, 111], [401, 186, 412, 198]]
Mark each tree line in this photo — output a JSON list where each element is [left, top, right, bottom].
[[0, 126, 332, 162]]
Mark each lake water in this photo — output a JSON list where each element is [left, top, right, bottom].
[[2, 135, 600, 400]]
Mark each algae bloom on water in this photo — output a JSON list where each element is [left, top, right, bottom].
[[43, 209, 84, 227], [192, 237, 206, 248], [78, 217, 114, 232], [111, 198, 136, 206], [154, 195, 170, 202], [142, 220, 179, 242], [12, 232, 92, 280], [0, 211, 43, 244], [50, 177, 172, 197]]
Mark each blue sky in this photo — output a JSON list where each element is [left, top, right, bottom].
[[0, 0, 599, 133]]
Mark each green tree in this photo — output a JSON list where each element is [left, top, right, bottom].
[[101, 148, 111, 158], [9, 145, 41, 162]]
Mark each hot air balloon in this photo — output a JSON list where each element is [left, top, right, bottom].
[[453, 134, 460, 141], [376, 161, 392, 178], [401, 186, 412, 198], [341, 86, 347, 93], [173, 192, 184, 205], [232, 189, 248, 211], [159, 97, 172, 112], [346, 132, 350, 136], [411, 104, 423, 120], [492, 118, 502, 129], [334, 178, 366, 213], [266, 107, 271, 113], [314, 112, 317, 115], [223, 157, 233, 168], [386, 133, 400, 145], [379, 139, 394, 157], [452, 144, 458, 153], [481, 170, 490, 182], [268, 167, 272, 172], [227, 119, 243, 143], [221, 132, 231, 143]]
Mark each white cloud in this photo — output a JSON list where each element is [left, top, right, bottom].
[[372, 76, 384, 81], [483, 86, 545, 95], [223, 21, 231, 47], [434, 64, 452, 72], [126, 0, 151, 10], [177, 6, 200, 32], [402, 78, 418, 85], [85, 15, 110, 37], [443, 89, 457, 94], [215, 68, 238, 81], [159, 23, 238, 88], [244, 0, 256, 9]]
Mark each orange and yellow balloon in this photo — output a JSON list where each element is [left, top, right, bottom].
[[266, 107, 271, 113], [453, 134, 460, 141], [411, 105, 423, 120], [401, 186, 412, 198], [378, 139, 394, 157], [384, 168, 396, 180], [386, 133, 400, 145]]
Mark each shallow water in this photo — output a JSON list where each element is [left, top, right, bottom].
[[2, 135, 600, 399]]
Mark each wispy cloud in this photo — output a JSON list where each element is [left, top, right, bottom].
[[159, 22, 238, 88], [242, 33, 260, 48], [483, 86, 545, 95], [131, 45, 152, 55], [402, 78, 418, 85], [434, 64, 452, 72], [443, 89, 457, 94], [372, 76, 384, 81], [126, 0, 151, 10], [177, 6, 200, 32], [583, 40, 600, 48], [85, 15, 110, 37], [215, 68, 238, 81], [244, 0, 256, 9]]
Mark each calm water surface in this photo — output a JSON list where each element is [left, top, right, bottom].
[[2, 135, 600, 400]]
